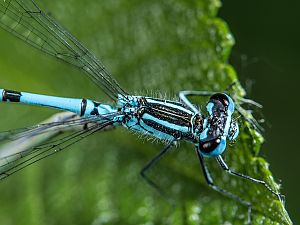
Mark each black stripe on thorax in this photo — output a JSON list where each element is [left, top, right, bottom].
[[80, 99, 87, 116], [142, 118, 195, 140], [142, 118, 181, 139], [145, 106, 191, 127], [142, 101, 192, 127]]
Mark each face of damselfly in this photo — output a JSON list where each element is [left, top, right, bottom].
[[197, 93, 239, 157]]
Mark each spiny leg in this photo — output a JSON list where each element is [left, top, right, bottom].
[[235, 96, 263, 108], [179, 90, 262, 108], [224, 82, 265, 133], [235, 103, 265, 133], [140, 140, 176, 204], [195, 149, 253, 224], [179, 90, 216, 113], [178, 83, 239, 104], [225, 81, 263, 108], [216, 155, 284, 204]]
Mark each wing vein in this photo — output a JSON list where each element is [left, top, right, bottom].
[[0, 0, 129, 100]]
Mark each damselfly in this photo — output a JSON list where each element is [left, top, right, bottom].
[[0, 0, 284, 223]]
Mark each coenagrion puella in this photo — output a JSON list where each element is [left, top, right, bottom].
[[0, 0, 286, 223]]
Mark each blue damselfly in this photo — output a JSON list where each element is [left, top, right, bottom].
[[0, 0, 285, 223]]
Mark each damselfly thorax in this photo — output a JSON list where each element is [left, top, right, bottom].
[[119, 96, 203, 143]]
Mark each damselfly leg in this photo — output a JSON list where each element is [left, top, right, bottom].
[[195, 148, 252, 224], [140, 140, 176, 205], [216, 156, 284, 204], [225, 82, 263, 108]]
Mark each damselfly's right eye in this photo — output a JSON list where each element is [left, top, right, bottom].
[[209, 93, 229, 107]]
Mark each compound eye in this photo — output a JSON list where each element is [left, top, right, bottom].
[[199, 138, 221, 154], [210, 93, 229, 107]]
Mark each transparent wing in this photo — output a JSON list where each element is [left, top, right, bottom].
[[0, 112, 116, 180], [0, 0, 128, 100], [0, 112, 115, 141]]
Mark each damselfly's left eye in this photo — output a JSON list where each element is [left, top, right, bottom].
[[199, 138, 221, 154], [198, 136, 227, 157]]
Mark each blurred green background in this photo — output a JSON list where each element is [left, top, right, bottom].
[[219, 1, 300, 223], [0, 0, 295, 224]]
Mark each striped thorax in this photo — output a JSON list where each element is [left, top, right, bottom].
[[118, 95, 203, 142]]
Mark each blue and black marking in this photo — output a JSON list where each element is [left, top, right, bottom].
[[80, 99, 87, 116], [0, 89, 118, 118], [133, 97, 198, 141], [198, 93, 237, 156], [2, 89, 22, 102], [0, 89, 235, 155], [90, 102, 101, 116]]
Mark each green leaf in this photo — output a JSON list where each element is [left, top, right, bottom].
[[0, 0, 293, 224]]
